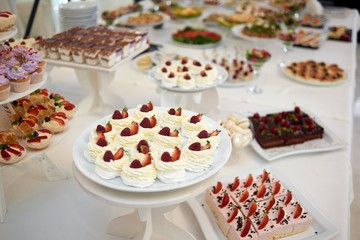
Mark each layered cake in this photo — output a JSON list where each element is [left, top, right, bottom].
[[205, 170, 312, 240], [249, 106, 324, 149]]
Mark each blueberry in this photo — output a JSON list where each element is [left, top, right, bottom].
[[45, 117, 51, 122], [33, 131, 39, 137], [18, 117, 23, 123]]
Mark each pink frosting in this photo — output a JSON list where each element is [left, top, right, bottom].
[[6, 66, 28, 80], [26, 51, 43, 63], [22, 60, 38, 74], [12, 46, 29, 57], [0, 44, 10, 54], [0, 74, 9, 86], [3, 57, 20, 67], [0, 64, 8, 75]]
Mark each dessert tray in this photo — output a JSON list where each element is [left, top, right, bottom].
[[0, 73, 47, 105], [0, 27, 17, 42], [278, 61, 347, 86], [73, 107, 232, 192], [148, 62, 228, 93], [189, 167, 338, 240], [231, 25, 277, 42], [115, 12, 170, 28], [249, 109, 346, 161]]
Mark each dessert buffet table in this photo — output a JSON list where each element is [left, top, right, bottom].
[[0, 4, 357, 240]]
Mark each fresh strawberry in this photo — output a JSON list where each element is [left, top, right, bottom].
[[197, 130, 209, 139], [230, 177, 240, 192], [142, 154, 152, 167], [201, 141, 211, 150], [293, 203, 303, 219], [247, 201, 257, 217], [150, 116, 157, 128], [122, 107, 129, 118], [105, 123, 112, 132], [170, 129, 179, 137], [261, 170, 270, 184], [97, 132, 105, 139], [24, 119, 36, 127], [276, 207, 285, 224], [175, 107, 182, 116], [239, 189, 249, 202], [147, 101, 153, 111], [285, 191, 293, 206], [227, 207, 239, 223], [168, 108, 176, 115], [36, 105, 47, 110], [265, 196, 275, 212], [51, 117, 65, 126], [189, 142, 201, 151], [172, 147, 181, 161], [27, 137, 41, 143], [244, 174, 253, 188], [140, 102, 152, 112], [159, 127, 170, 136], [272, 181, 281, 195], [209, 130, 221, 137], [130, 122, 139, 135], [96, 138, 107, 147], [240, 218, 252, 237], [1, 149, 11, 160], [114, 148, 124, 160], [53, 112, 67, 119], [219, 193, 229, 208], [103, 150, 114, 162], [258, 214, 269, 230], [6, 147, 21, 156], [213, 181, 222, 194], [10, 144, 24, 151], [161, 152, 172, 162], [130, 159, 142, 168], [120, 128, 131, 136], [27, 116, 38, 124], [140, 145, 150, 154], [190, 114, 202, 124], [140, 118, 151, 128], [136, 140, 149, 153], [256, 185, 266, 198], [38, 129, 51, 134], [96, 125, 105, 133], [27, 108, 39, 116], [112, 110, 122, 119]]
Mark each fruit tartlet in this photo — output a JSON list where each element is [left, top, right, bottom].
[[152, 126, 183, 151], [0, 143, 27, 164], [54, 99, 76, 118], [188, 129, 221, 148], [139, 116, 160, 140], [42, 112, 68, 133], [121, 154, 157, 188], [133, 101, 157, 120], [25, 129, 52, 150], [108, 108, 133, 131], [181, 113, 209, 137], [95, 147, 129, 179], [87, 132, 116, 163], [113, 122, 144, 151], [154, 147, 186, 184], [161, 107, 186, 129], [11, 117, 38, 137], [182, 141, 215, 172]]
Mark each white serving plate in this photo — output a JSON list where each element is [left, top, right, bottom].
[[131, 51, 179, 73], [0, 26, 17, 42], [231, 24, 277, 42], [278, 61, 347, 86], [72, 107, 232, 192], [0, 72, 47, 105], [249, 109, 346, 161], [116, 12, 170, 28], [188, 167, 338, 240], [148, 62, 228, 93]]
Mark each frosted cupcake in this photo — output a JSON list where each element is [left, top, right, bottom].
[[155, 147, 186, 184], [188, 129, 221, 148], [0, 64, 8, 74], [121, 154, 157, 187], [161, 107, 186, 129], [95, 148, 129, 179], [178, 73, 196, 89], [25, 129, 53, 150], [22, 60, 43, 84], [181, 113, 209, 137], [108, 108, 133, 131], [133, 101, 157, 120], [113, 122, 144, 151], [26, 51, 46, 71], [152, 126, 183, 151], [139, 116, 160, 140], [0, 74, 10, 101], [6, 65, 30, 93], [3, 56, 19, 67], [182, 141, 216, 172]]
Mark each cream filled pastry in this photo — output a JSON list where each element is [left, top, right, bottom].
[[90, 122, 116, 141], [189, 60, 204, 74], [133, 101, 158, 120], [161, 71, 178, 88], [196, 70, 216, 87], [182, 113, 209, 137], [95, 148, 129, 179], [130, 139, 158, 160], [113, 122, 144, 151], [108, 108, 133, 131], [0, 143, 27, 164], [87, 132, 116, 163], [152, 126, 183, 151], [188, 129, 221, 148], [25, 129, 53, 150], [183, 141, 215, 172], [160, 107, 186, 129], [54, 100, 77, 118], [139, 116, 160, 140], [155, 147, 186, 184], [178, 73, 196, 89], [121, 154, 157, 187], [42, 112, 68, 133]]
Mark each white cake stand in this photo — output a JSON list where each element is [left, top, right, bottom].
[[73, 165, 217, 240]]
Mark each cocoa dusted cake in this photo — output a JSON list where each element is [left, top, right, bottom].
[[249, 106, 324, 149]]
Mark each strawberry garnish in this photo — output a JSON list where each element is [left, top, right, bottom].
[[261, 169, 270, 184], [130, 159, 142, 168], [201, 141, 211, 150], [51, 117, 65, 126], [136, 140, 149, 153], [209, 130, 221, 137], [96, 138, 107, 147], [172, 147, 181, 161], [230, 177, 240, 192], [175, 107, 182, 116], [258, 214, 269, 230], [272, 181, 281, 195], [219, 193, 229, 208], [53, 112, 67, 119], [247, 201, 257, 217], [170, 129, 179, 137], [213, 181, 222, 194], [122, 107, 129, 118], [257, 185, 266, 198], [140, 117, 151, 128], [189, 114, 202, 124], [121, 128, 131, 136], [142, 154, 152, 167], [103, 150, 114, 162], [150, 116, 157, 128], [105, 123, 112, 132], [159, 127, 170, 136], [227, 207, 239, 223], [129, 122, 139, 135], [276, 207, 285, 224], [240, 218, 252, 237], [1, 149, 11, 160], [285, 191, 293, 206], [189, 142, 201, 151], [27, 108, 39, 116], [161, 152, 172, 162], [96, 125, 105, 133], [112, 110, 122, 119], [24, 119, 36, 127], [265, 196, 275, 212], [114, 148, 124, 160], [293, 203, 303, 219], [6, 147, 21, 156], [140, 101, 153, 112], [197, 130, 209, 139], [244, 174, 253, 188], [27, 116, 38, 124], [168, 108, 176, 115], [97, 132, 105, 139], [38, 129, 51, 134], [10, 144, 24, 151], [239, 189, 249, 202]]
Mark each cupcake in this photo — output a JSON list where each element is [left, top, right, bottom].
[[22, 60, 43, 84], [0, 64, 8, 75], [0, 73, 10, 101], [26, 51, 46, 71], [6, 65, 30, 93]]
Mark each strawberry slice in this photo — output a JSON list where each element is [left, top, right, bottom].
[[175, 107, 182, 116], [112, 110, 122, 119], [105, 123, 112, 132], [293, 203, 303, 219], [129, 122, 139, 135], [147, 101, 153, 111], [247, 201, 257, 217], [276, 207, 285, 224], [150, 116, 157, 128], [227, 207, 239, 223], [27, 138, 41, 143], [140, 145, 150, 154], [265, 196, 275, 212], [122, 107, 129, 118], [285, 191, 293, 206], [230, 177, 240, 192], [6, 147, 21, 156], [27, 108, 39, 116], [130, 159, 142, 168], [213, 181, 222, 194], [256, 185, 266, 198], [36, 105, 47, 110], [201, 141, 211, 150], [1, 149, 11, 160], [51, 117, 65, 126], [38, 129, 51, 134], [244, 174, 253, 188], [239, 189, 249, 202], [209, 130, 221, 137], [261, 170, 270, 184], [52, 112, 67, 119], [172, 147, 181, 161], [24, 119, 36, 127], [219, 193, 229, 208], [258, 214, 269, 230], [10, 144, 25, 151], [190, 114, 202, 124], [272, 181, 281, 195], [142, 154, 152, 167], [170, 129, 179, 137], [113, 148, 124, 160], [27, 116, 38, 124], [240, 218, 252, 237]]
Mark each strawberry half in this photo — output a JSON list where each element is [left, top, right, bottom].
[[213, 181, 222, 194], [244, 174, 253, 188], [230, 177, 240, 192], [129, 122, 139, 135], [113, 148, 124, 160], [239, 189, 249, 202], [258, 214, 269, 230], [240, 218, 252, 237], [1, 149, 11, 160], [276, 207, 285, 224], [227, 207, 239, 223], [105, 123, 112, 132], [272, 181, 281, 195], [150, 116, 157, 128], [170, 129, 179, 137], [175, 107, 182, 116], [219, 193, 229, 208], [201, 141, 211, 150], [172, 147, 181, 161], [112, 110, 122, 119], [142, 154, 152, 167], [11, 144, 25, 151], [130, 159, 142, 168], [6, 147, 21, 156], [122, 107, 129, 118], [189, 114, 202, 124], [265, 196, 275, 212], [285, 191, 293, 206], [256, 185, 266, 198], [52, 112, 67, 119], [247, 201, 257, 217], [261, 169, 270, 184], [293, 203, 303, 219], [51, 117, 65, 126]]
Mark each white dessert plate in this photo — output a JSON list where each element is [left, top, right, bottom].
[[148, 63, 228, 93], [0, 26, 17, 42], [72, 107, 232, 192], [116, 12, 169, 28], [249, 109, 346, 161], [278, 61, 347, 86], [0, 72, 47, 105], [231, 24, 277, 42], [188, 167, 338, 240], [131, 51, 179, 73]]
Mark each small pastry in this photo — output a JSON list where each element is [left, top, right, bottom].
[[133, 101, 157, 120], [155, 147, 186, 184], [139, 116, 160, 140], [113, 122, 144, 151], [25, 129, 52, 150], [181, 113, 209, 137], [188, 129, 221, 148], [182, 141, 215, 172], [0, 143, 26, 164], [109, 107, 133, 131], [42, 112, 68, 133], [160, 107, 186, 129], [152, 126, 182, 151], [121, 154, 157, 187], [95, 148, 129, 179]]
